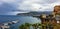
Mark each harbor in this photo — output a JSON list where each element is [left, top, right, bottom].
[[0, 20, 19, 29]]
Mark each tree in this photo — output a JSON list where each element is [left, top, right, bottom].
[[19, 23, 31, 29], [24, 23, 31, 29], [19, 24, 25, 29], [32, 23, 38, 29], [38, 23, 42, 29]]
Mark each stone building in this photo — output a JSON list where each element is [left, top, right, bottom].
[[39, 5, 60, 29], [54, 5, 60, 24], [54, 5, 60, 29]]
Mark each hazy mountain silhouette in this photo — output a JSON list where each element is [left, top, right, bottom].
[[17, 11, 52, 16]]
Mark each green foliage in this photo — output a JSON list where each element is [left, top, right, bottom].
[[19, 23, 42, 29], [19, 23, 31, 29], [19, 24, 25, 29], [24, 23, 31, 27]]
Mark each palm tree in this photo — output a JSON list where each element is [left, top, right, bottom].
[[32, 23, 42, 29], [24, 23, 31, 29], [37, 23, 42, 29], [19, 23, 31, 29], [32, 23, 38, 29]]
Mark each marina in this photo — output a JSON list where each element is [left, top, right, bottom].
[[0, 20, 19, 29]]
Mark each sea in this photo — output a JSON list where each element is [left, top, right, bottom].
[[0, 15, 41, 29]]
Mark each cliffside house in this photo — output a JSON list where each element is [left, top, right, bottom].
[[39, 5, 60, 29]]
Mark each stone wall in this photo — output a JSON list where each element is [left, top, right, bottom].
[[54, 5, 60, 15]]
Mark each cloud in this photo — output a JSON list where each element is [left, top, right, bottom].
[[0, 0, 60, 15], [6, 11, 29, 15], [0, 0, 19, 15], [0, 0, 16, 3], [17, 0, 60, 11]]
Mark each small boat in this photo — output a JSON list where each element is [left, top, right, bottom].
[[12, 20, 19, 24], [1, 25, 10, 29], [0, 20, 19, 29], [3, 23, 9, 26], [3, 20, 19, 25]]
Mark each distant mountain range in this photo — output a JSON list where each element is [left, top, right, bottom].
[[17, 11, 52, 16]]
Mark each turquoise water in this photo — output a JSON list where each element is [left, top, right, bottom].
[[0, 15, 41, 29]]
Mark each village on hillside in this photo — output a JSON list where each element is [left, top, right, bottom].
[[19, 5, 60, 29]]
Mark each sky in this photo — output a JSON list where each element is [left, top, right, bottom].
[[0, 0, 60, 15]]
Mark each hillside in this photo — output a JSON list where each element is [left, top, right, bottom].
[[17, 11, 52, 16]]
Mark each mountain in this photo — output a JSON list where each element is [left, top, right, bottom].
[[17, 11, 52, 16]]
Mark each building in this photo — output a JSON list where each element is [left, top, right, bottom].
[[54, 5, 60, 29], [39, 5, 60, 29]]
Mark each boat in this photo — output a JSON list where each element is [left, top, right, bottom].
[[0, 20, 19, 29], [3, 20, 19, 25]]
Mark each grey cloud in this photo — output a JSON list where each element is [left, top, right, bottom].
[[0, 0, 60, 15]]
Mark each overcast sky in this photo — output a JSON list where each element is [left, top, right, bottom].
[[0, 0, 60, 15]]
